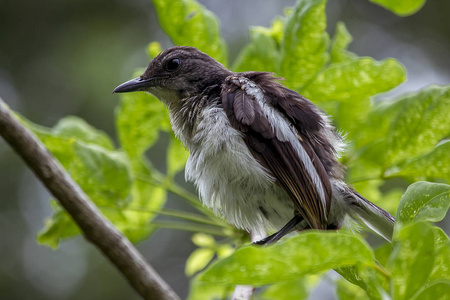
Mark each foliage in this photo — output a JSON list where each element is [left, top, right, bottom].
[[369, 0, 427, 16], [12, 0, 449, 298]]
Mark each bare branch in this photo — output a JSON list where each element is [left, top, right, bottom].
[[0, 98, 180, 300]]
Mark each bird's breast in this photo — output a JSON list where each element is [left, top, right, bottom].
[[184, 106, 294, 235]]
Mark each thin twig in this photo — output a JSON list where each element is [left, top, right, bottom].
[[151, 221, 229, 236], [348, 176, 382, 184], [99, 205, 226, 227], [0, 98, 180, 300], [134, 172, 222, 221]]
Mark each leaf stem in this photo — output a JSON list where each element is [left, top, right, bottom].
[[99, 205, 229, 228], [372, 262, 391, 280], [133, 172, 222, 222], [348, 176, 382, 184], [151, 221, 230, 237], [157, 208, 229, 227]]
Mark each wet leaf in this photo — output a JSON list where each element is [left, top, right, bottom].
[[186, 248, 215, 276], [396, 181, 450, 225], [330, 22, 357, 64], [387, 141, 450, 181], [388, 222, 435, 300], [280, 0, 329, 90], [370, 0, 426, 16], [198, 232, 375, 285], [187, 278, 233, 300], [116, 85, 170, 159], [232, 25, 281, 73], [152, 0, 228, 65], [258, 278, 313, 300], [302, 58, 405, 102], [411, 280, 450, 300], [192, 233, 216, 248], [384, 86, 450, 168]]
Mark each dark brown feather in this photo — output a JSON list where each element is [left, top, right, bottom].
[[233, 90, 256, 125], [221, 74, 334, 229], [244, 72, 344, 180]]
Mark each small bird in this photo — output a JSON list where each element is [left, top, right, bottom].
[[114, 46, 394, 244]]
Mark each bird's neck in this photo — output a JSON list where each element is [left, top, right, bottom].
[[168, 84, 222, 149]]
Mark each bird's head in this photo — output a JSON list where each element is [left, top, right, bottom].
[[113, 46, 231, 106]]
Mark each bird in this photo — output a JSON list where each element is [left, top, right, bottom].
[[113, 46, 395, 244]]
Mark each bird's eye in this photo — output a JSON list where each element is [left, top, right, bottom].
[[165, 58, 181, 71]]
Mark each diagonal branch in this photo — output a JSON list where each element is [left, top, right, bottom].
[[0, 97, 180, 300]]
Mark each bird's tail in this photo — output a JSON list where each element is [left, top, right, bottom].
[[346, 189, 395, 242]]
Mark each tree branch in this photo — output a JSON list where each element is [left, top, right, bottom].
[[0, 98, 180, 300]]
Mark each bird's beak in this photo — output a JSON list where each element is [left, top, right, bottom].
[[113, 77, 154, 94]]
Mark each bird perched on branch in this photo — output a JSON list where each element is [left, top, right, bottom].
[[114, 46, 394, 244]]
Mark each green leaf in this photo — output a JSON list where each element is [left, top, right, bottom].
[[192, 233, 216, 248], [216, 244, 234, 259], [186, 248, 215, 276], [384, 85, 450, 168], [198, 232, 374, 285], [17, 114, 115, 166], [147, 41, 163, 59], [335, 265, 388, 300], [20, 114, 113, 150], [396, 181, 450, 225], [232, 25, 281, 73], [333, 98, 371, 140], [302, 58, 406, 102], [316, 23, 404, 137], [430, 239, 450, 282], [51, 116, 114, 150], [70, 141, 132, 206], [27, 114, 165, 245], [116, 88, 170, 158], [370, 0, 426, 16], [387, 141, 450, 181], [120, 157, 167, 243], [151, 0, 228, 65], [350, 95, 407, 149], [38, 145, 166, 247], [37, 142, 133, 247], [348, 85, 450, 184], [411, 280, 450, 300], [27, 135, 76, 169], [335, 278, 370, 300], [330, 22, 357, 64], [17, 114, 148, 247], [432, 227, 449, 249], [374, 242, 392, 268], [280, 0, 329, 90], [258, 278, 314, 300], [37, 135, 132, 209], [187, 278, 232, 300], [37, 200, 80, 249], [388, 222, 435, 300], [22, 90, 171, 246]]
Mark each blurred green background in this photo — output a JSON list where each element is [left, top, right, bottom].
[[1, 0, 449, 299]]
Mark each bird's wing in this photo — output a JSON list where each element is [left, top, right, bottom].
[[221, 75, 332, 230]]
